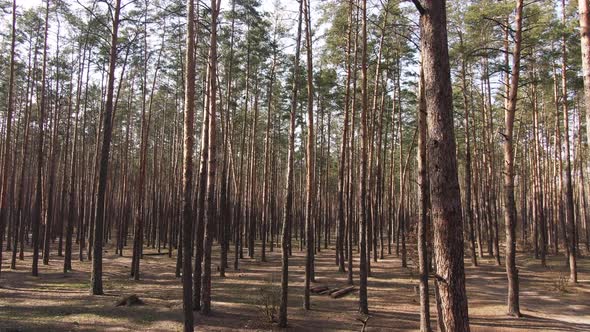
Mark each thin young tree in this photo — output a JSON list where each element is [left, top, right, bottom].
[[417, 63, 431, 332], [32, 0, 51, 277], [201, 0, 219, 315], [279, 0, 302, 326], [503, 0, 524, 317], [358, 0, 369, 315], [65, 34, 89, 273], [302, 0, 315, 311], [42, 16, 62, 266], [561, 0, 578, 284], [337, 0, 354, 273]]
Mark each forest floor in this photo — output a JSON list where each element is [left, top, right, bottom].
[[1, 241, 589, 331]]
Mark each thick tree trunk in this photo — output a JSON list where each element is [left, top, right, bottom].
[[416, 0, 470, 330]]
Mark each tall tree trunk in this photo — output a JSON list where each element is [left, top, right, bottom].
[[193, 76, 209, 311], [415, 0, 470, 330], [503, 0, 523, 317], [279, 2, 303, 326], [65, 38, 89, 273], [303, 0, 315, 311], [32, 0, 51, 277], [0, 0, 17, 276], [347, 0, 360, 286], [182, 0, 197, 329], [261, 50, 277, 263], [12, 28, 36, 269], [43, 18, 62, 266], [579, 0, 590, 156], [91, 0, 121, 296], [532, 68, 547, 267], [562, 0, 578, 283], [417, 64, 432, 332], [358, 0, 369, 315], [459, 31, 477, 267], [219, 0, 236, 277], [201, 0, 219, 314]]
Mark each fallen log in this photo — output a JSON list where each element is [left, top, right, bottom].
[[327, 287, 342, 295], [115, 294, 144, 306], [330, 286, 356, 299], [310, 286, 329, 294]]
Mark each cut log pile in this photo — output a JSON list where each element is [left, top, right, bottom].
[[310, 285, 356, 299]]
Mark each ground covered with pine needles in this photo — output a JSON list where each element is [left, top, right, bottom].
[[1, 243, 589, 331]]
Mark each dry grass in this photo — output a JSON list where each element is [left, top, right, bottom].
[[1, 241, 589, 331]]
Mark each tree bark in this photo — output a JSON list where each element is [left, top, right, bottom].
[[0, 0, 17, 276], [302, 0, 315, 311], [561, 0, 578, 283], [416, 0, 470, 330], [91, 0, 121, 295], [182, 0, 197, 329], [503, 0, 523, 317], [279, 1, 303, 326], [358, 0, 369, 315], [32, 0, 51, 277], [201, 0, 219, 314], [417, 63, 432, 332]]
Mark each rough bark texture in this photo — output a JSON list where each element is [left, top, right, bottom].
[[503, 0, 523, 317], [418, 0, 470, 330], [182, 0, 196, 329]]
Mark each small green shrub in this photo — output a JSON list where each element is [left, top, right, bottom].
[[253, 276, 281, 323], [551, 272, 570, 294]]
